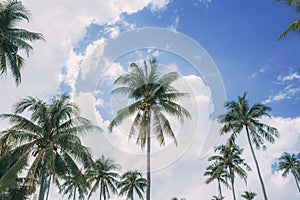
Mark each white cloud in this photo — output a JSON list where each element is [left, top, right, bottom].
[[104, 26, 120, 39], [277, 72, 300, 82], [263, 84, 300, 104], [80, 38, 106, 81], [168, 16, 180, 31], [197, 0, 213, 8], [150, 0, 171, 11], [264, 71, 300, 103], [102, 60, 125, 82], [249, 67, 266, 79]]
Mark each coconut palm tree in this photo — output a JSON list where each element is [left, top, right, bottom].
[[86, 155, 120, 200], [204, 161, 229, 199], [218, 92, 279, 200], [0, 94, 99, 200], [241, 190, 257, 200], [275, 0, 300, 41], [108, 58, 191, 200], [59, 169, 88, 200], [208, 144, 251, 200], [0, 0, 44, 85], [277, 152, 300, 193], [118, 170, 147, 200]]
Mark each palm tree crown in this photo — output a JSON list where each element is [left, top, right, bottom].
[[0, 94, 99, 200], [118, 170, 147, 200], [204, 161, 229, 199], [86, 155, 120, 200], [0, 0, 44, 85], [108, 58, 191, 200], [241, 190, 257, 200], [277, 152, 300, 193], [59, 169, 88, 200]]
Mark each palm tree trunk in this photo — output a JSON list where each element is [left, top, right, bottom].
[[229, 169, 236, 200], [146, 129, 151, 200], [146, 136, 151, 200], [246, 127, 268, 200], [99, 181, 102, 200], [73, 187, 76, 200], [146, 111, 151, 200], [45, 176, 51, 200], [293, 174, 300, 193], [38, 165, 47, 200], [217, 179, 223, 198]]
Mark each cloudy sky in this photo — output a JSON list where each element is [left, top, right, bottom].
[[0, 0, 300, 199]]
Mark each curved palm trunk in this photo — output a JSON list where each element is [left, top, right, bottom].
[[229, 169, 236, 200], [293, 173, 300, 193], [246, 127, 268, 200]]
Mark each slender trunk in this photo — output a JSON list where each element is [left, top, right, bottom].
[[45, 176, 51, 200], [73, 187, 76, 200], [146, 137, 151, 200], [293, 173, 300, 193], [217, 179, 223, 198], [246, 127, 268, 200], [38, 165, 47, 200], [146, 110, 151, 200], [229, 169, 236, 200], [99, 180, 102, 200]]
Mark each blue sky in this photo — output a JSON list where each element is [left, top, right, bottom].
[[73, 0, 300, 118], [0, 0, 300, 199]]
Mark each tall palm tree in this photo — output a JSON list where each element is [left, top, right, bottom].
[[275, 0, 300, 41], [0, 0, 44, 85], [241, 190, 257, 200], [118, 170, 147, 200], [218, 92, 279, 200], [204, 162, 229, 199], [208, 144, 251, 200], [108, 58, 191, 200], [59, 170, 88, 200], [86, 155, 120, 200], [277, 152, 300, 193], [0, 94, 99, 200]]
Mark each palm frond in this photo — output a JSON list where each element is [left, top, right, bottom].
[[108, 100, 142, 132], [278, 18, 300, 41]]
